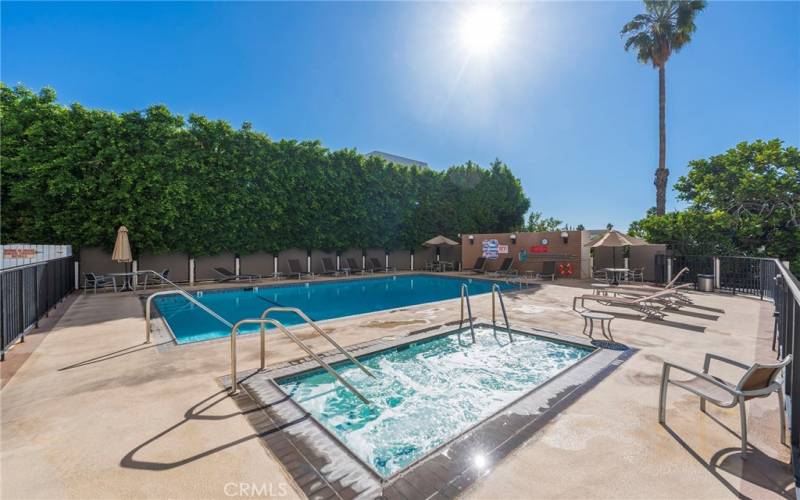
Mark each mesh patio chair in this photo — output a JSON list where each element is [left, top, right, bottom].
[[369, 257, 395, 273], [142, 268, 169, 290], [346, 257, 372, 275], [467, 257, 486, 274], [488, 257, 516, 277], [321, 257, 346, 276], [83, 273, 114, 294], [659, 353, 792, 457], [288, 259, 315, 279], [538, 261, 556, 281]]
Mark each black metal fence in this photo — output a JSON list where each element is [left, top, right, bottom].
[[772, 260, 800, 486], [1, 256, 74, 360], [656, 254, 800, 485]]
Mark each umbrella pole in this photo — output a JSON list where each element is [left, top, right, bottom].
[[612, 247, 618, 285]]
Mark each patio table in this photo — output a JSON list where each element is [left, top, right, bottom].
[[108, 272, 137, 292], [602, 267, 629, 286], [437, 261, 454, 272]]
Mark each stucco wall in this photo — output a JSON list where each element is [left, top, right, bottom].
[[460, 231, 584, 277], [277, 248, 308, 274], [138, 253, 190, 283], [240, 252, 274, 277], [388, 250, 411, 270]]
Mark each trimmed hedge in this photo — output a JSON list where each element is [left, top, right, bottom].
[[1, 84, 530, 256]]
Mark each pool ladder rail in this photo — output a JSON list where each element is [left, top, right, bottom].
[[142, 270, 233, 344], [230, 306, 376, 405], [459, 283, 513, 344], [492, 283, 513, 343], [140, 273, 374, 405]]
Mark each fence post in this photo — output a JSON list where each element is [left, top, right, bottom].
[[273, 255, 278, 276], [410, 252, 415, 271], [235, 255, 241, 277], [74, 260, 80, 290], [713, 257, 721, 290], [666, 258, 673, 283], [189, 258, 195, 285], [336, 254, 340, 271]]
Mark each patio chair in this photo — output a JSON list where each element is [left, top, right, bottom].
[[142, 268, 169, 290], [609, 283, 693, 309], [346, 257, 372, 275], [488, 257, 516, 277], [592, 270, 610, 283], [288, 259, 315, 279], [626, 267, 645, 284], [572, 289, 679, 319], [659, 353, 792, 457], [538, 261, 556, 281], [467, 257, 487, 274], [321, 257, 346, 276], [83, 272, 114, 294], [369, 257, 395, 273], [213, 267, 262, 282], [423, 260, 437, 272]]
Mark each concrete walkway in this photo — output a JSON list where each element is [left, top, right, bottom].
[[1, 277, 792, 499]]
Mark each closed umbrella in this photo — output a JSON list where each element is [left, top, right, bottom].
[[585, 229, 648, 284], [112, 226, 133, 290]]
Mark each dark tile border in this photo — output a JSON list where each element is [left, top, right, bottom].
[[221, 323, 635, 499]]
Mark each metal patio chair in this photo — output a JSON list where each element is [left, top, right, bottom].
[[83, 272, 114, 294], [659, 353, 792, 457]]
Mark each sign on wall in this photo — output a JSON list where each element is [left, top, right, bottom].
[[497, 245, 509, 254], [518, 248, 528, 262], [530, 245, 549, 253], [482, 239, 499, 260]]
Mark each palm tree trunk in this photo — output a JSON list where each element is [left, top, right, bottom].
[[655, 64, 668, 216]]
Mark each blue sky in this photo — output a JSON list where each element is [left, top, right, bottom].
[[2, 1, 798, 230]]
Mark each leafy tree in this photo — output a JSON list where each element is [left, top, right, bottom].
[[629, 139, 800, 272], [525, 212, 562, 232], [621, 0, 706, 215], [0, 84, 531, 256]]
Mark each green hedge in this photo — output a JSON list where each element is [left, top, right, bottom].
[[1, 84, 530, 256]]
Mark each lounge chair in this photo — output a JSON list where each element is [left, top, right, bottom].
[[488, 257, 516, 277], [369, 257, 395, 273], [346, 257, 372, 275], [659, 353, 792, 456], [467, 257, 486, 274], [213, 267, 261, 282], [624, 267, 692, 304], [609, 283, 693, 308], [83, 272, 114, 294], [538, 261, 556, 281], [572, 289, 682, 319], [288, 259, 315, 279], [321, 257, 346, 276]]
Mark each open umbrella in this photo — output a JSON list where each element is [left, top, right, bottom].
[[422, 235, 460, 266], [585, 229, 648, 284], [112, 226, 133, 290]]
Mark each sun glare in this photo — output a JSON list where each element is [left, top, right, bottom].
[[459, 5, 506, 56]]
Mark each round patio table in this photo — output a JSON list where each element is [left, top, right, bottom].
[[579, 310, 615, 341], [603, 268, 629, 285], [108, 272, 136, 292]]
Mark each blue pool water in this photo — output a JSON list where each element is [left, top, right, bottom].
[[277, 326, 593, 478], [154, 275, 512, 343]]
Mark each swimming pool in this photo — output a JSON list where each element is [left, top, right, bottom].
[[275, 325, 594, 478], [154, 275, 512, 344]]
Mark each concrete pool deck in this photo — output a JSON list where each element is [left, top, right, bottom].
[[1, 274, 792, 499]]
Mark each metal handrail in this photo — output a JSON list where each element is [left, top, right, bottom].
[[459, 283, 476, 343], [230, 317, 371, 404], [492, 284, 513, 343], [259, 306, 375, 379], [142, 270, 232, 343]]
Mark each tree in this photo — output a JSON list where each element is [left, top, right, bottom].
[[629, 139, 800, 272], [525, 212, 562, 232], [621, 0, 706, 216], [0, 83, 531, 255]]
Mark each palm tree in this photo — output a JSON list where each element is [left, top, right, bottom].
[[621, 0, 706, 216]]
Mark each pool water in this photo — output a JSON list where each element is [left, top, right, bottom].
[[277, 327, 593, 478], [154, 275, 512, 343]]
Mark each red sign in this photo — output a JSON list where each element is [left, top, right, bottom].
[[3, 248, 38, 258], [530, 245, 549, 253]]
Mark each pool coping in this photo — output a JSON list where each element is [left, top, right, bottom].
[[146, 273, 535, 346], [219, 322, 635, 499]]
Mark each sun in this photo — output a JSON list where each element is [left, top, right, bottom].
[[459, 5, 506, 56]]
